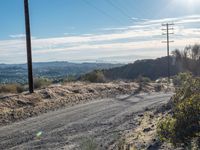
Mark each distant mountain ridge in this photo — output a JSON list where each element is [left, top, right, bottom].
[[0, 57, 180, 84]]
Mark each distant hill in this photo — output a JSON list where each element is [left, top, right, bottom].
[[102, 56, 179, 80], [0, 62, 122, 84]]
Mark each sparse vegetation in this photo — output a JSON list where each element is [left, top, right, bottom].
[[0, 84, 25, 94], [157, 73, 200, 148], [80, 137, 98, 150]]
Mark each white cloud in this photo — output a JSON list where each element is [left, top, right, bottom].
[[1, 15, 200, 64]]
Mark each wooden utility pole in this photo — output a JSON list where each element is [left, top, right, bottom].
[[162, 23, 174, 83], [24, 0, 34, 93]]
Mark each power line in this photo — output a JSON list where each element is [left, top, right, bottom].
[[83, 0, 124, 25], [105, 0, 133, 21], [162, 23, 174, 83], [116, 0, 149, 22]]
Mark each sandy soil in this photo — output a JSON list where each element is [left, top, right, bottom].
[[113, 105, 187, 150]]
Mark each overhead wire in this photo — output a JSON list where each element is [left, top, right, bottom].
[[112, 0, 150, 24], [82, 0, 125, 25], [105, 0, 133, 21]]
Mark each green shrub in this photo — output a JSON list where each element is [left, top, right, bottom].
[[33, 78, 52, 89], [157, 116, 176, 143], [135, 75, 151, 83], [172, 72, 192, 87], [81, 70, 106, 83], [157, 73, 200, 147]]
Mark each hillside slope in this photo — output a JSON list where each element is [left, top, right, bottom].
[[103, 57, 179, 80]]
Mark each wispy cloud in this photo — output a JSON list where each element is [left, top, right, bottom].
[[1, 15, 200, 64], [9, 34, 26, 38]]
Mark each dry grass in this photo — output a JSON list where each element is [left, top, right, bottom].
[[0, 84, 24, 94]]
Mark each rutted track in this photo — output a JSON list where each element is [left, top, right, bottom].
[[0, 92, 172, 150]]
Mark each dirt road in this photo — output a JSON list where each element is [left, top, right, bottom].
[[0, 92, 172, 150]]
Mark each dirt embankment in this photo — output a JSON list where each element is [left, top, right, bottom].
[[0, 82, 140, 126]]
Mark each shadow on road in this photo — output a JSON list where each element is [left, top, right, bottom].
[[116, 83, 145, 101]]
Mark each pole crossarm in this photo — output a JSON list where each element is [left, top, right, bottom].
[[162, 33, 174, 35], [162, 41, 174, 43], [162, 28, 174, 31], [162, 23, 174, 26]]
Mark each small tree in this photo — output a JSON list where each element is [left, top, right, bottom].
[[172, 44, 200, 75]]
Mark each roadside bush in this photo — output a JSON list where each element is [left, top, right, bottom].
[[52, 75, 77, 84], [63, 75, 77, 82], [172, 72, 192, 87], [157, 116, 176, 143], [33, 78, 52, 89], [16, 84, 25, 93], [157, 73, 200, 147], [154, 84, 162, 92], [0, 84, 25, 93], [135, 75, 151, 84], [81, 70, 106, 83]]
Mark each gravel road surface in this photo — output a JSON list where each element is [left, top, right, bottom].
[[0, 92, 172, 150]]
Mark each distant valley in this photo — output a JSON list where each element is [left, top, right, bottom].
[[0, 62, 122, 84]]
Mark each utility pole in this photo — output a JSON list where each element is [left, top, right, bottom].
[[24, 0, 34, 93], [162, 23, 174, 83]]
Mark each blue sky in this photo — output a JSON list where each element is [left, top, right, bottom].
[[1, 0, 200, 64]]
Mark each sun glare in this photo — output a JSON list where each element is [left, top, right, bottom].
[[188, 0, 200, 5], [177, 0, 200, 5], [172, 0, 200, 11]]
